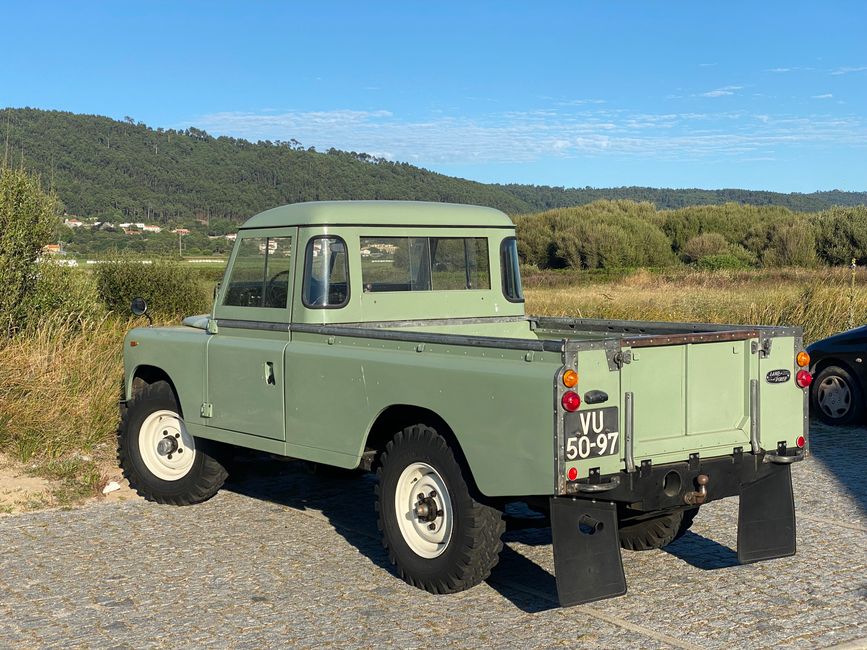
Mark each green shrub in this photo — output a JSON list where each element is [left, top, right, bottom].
[[26, 263, 104, 321], [95, 259, 211, 317], [516, 201, 675, 270], [681, 233, 730, 262], [0, 166, 59, 334], [696, 254, 750, 271], [814, 206, 867, 266], [761, 220, 818, 267]]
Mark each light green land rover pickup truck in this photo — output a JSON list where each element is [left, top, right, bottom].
[[119, 200, 810, 606]]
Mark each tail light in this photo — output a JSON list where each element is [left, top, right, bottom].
[[562, 391, 581, 412], [796, 351, 810, 367], [796, 370, 812, 388], [796, 435, 806, 448], [567, 467, 578, 481]]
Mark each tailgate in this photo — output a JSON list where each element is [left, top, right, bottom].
[[620, 332, 759, 465]]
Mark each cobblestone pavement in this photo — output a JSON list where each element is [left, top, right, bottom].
[[1, 422, 865, 649]]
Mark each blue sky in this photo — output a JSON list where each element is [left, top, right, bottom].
[[2, 1, 866, 192]]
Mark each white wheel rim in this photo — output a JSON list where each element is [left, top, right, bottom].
[[394, 462, 453, 559], [817, 375, 851, 418], [138, 410, 197, 481]]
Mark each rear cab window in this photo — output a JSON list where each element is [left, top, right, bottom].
[[360, 236, 490, 293]]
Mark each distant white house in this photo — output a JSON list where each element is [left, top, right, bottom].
[[64, 218, 83, 228], [172, 228, 191, 235], [259, 239, 279, 254], [142, 224, 162, 233], [225, 233, 237, 241]]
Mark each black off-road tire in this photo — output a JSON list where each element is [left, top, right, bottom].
[[618, 507, 700, 551], [118, 380, 228, 505], [375, 424, 505, 594], [811, 364, 864, 425]]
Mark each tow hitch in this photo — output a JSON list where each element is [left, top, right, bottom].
[[683, 474, 709, 505]]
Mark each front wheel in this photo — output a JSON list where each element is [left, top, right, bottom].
[[118, 380, 227, 505], [375, 424, 505, 594]]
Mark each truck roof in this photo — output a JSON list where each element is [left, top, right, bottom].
[[239, 200, 514, 230]]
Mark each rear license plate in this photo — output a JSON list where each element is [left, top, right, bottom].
[[564, 407, 620, 460]]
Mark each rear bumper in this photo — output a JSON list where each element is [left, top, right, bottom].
[[551, 449, 801, 607], [564, 448, 805, 512]]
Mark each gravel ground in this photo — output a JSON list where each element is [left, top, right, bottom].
[[0, 422, 865, 649]]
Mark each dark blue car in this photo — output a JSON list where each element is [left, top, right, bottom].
[[806, 326, 867, 424]]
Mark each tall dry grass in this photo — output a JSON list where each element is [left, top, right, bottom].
[[525, 267, 867, 343], [0, 314, 128, 500]]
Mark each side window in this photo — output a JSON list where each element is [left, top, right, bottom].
[[303, 236, 349, 308], [223, 236, 293, 308], [500, 237, 524, 303], [359, 237, 430, 292], [430, 238, 490, 290]]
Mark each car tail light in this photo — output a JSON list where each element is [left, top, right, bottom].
[[796, 370, 812, 388], [796, 351, 810, 367], [562, 369, 579, 388], [567, 467, 578, 481], [796, 435, 806, 448], [562, 391, 581, 412]]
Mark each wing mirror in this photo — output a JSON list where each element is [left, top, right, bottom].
[[130, 297, 153, 326]]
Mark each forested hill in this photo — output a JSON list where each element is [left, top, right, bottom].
[[497, 184, 867, 213], [2, 107, 865, 222]]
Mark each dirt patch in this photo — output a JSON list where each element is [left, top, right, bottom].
[[0, 453, 135, 515], [0, 453, 53, 513]]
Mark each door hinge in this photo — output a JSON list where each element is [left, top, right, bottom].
[[751, 338, 772, 358], [615, 350, 632, 368], [606, 349, 633, 371], [200, 403, 213, 418]]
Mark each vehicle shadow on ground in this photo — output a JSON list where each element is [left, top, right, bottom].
[[222, 454, 564, 612], [220, 453, 745, 613], [662, 532, 739, 569], [807, 421, 866, 520]]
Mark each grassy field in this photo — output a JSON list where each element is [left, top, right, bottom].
[[524, 266, 867, 344], [2, 265, 865, 509]]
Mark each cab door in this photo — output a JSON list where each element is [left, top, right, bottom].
[[206, 229, 295, 440]]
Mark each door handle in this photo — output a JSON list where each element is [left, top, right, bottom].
[[263, 361, 276, 385]]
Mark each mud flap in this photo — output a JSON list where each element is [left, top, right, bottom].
[[737, 464, 796, 563], [550, 498, 627, 607]]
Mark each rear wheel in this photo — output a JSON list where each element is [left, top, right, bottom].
[[375, 424, 505, 593], [119, 380, 228, 505], [812, 364, 864, 425], [618, 507, 699, 551]]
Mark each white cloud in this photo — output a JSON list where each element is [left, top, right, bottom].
[[812, 93, 834, 99], [554, 99, 607, 106], [831, 66, 867, 75], [699, 85, 743, 98], [767, 68, 792, 73], [192, 105, 867, 166]]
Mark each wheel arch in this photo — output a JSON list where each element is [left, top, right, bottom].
[[812, 357, 862, 388], [128, 365, 183, 416], [363, 404, 485, 497]]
